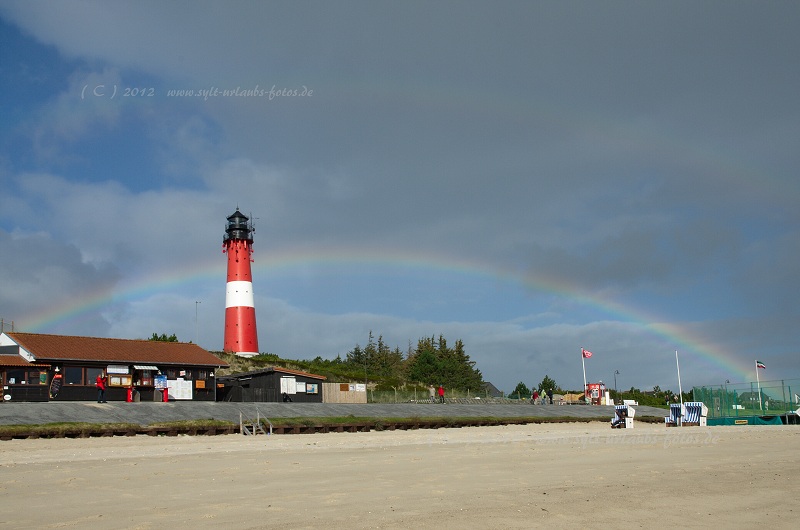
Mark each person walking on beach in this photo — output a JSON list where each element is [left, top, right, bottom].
[[438, 385, 445, 404], [547, 388, 554, 405], [532, 389, 539, 404], [96, 371, 107, 403], [429, 385, 436, 403]]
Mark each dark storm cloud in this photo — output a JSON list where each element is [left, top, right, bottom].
[[0, 1, 798, 390], [0, 229, 120, 330]]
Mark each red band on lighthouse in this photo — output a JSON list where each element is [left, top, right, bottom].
[[223, 209, 259, 357]]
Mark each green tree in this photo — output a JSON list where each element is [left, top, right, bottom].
[[149, 333, 178, 342], [406, 336, 443, 385], [346, 344, 366, 367], [341, 332, 483, 391], [405, 335, 483, 391], [512, 382, 530, 399], [406, 348, 436, 384], [367, 334, 404, 379], [538, 375, 558, 394]]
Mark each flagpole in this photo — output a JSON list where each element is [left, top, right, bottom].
[[675, 350, 683, 407], [581, 348, 587, 402], [755, 360, 762, 411]]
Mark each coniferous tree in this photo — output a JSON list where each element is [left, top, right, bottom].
[[513, 382, 531, 398], [406, 343, 441, 385], [538, 375, 558, 394], [346, 344, 366, 367], [344, 332, 483, 391], [149, 333, 178, 342], [404, 335, 483, 391]]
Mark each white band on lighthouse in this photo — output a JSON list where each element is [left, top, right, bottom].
[[225, 281, 255, 308]]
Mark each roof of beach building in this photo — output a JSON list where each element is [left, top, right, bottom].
[[2, 332, 229, 368]]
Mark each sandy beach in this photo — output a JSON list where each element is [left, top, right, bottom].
[[1, 422, 797, 529]]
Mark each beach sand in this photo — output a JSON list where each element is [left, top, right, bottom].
[[0, 422, 797, 529]]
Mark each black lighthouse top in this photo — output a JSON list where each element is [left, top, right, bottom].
[[224, 208, 254, 243]]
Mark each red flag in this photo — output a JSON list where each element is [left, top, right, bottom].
[[582, 348, 593, 359]]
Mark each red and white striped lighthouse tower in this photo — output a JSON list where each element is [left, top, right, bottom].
[[222, 208, 259, 357]]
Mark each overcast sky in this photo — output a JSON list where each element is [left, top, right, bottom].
[[1, 1, 798, 394]]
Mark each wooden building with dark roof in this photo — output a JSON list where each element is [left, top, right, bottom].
[[0, 332, 228, 402], [217, 366, 326, 403]]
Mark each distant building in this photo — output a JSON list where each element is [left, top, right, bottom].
[[217, 366, 326, 403], [0, 332, 228, 402], [482, 381, 503, 398]]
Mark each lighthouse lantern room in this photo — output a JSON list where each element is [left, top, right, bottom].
[[222, 208, 259, 357]]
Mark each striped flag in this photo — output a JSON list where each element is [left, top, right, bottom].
[[582, 348, 593, 359], [756, 360, 766, 369]]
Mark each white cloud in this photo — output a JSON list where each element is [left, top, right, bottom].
[[27, 68, 123, 161], [0, 229, 120, 334]]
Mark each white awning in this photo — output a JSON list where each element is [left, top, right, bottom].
[[107, 364, 129, 374], [133, 365, 158, 370]]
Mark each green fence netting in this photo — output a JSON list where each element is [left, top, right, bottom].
[[692, 378, 799, 423]]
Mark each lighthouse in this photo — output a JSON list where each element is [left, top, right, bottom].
[[223, 208, 259, 357]]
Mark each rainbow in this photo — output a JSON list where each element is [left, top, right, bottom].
[[18, 246, 756, 382], [15, 77, 789, 386]]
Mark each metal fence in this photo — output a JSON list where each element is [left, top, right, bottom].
[[367, 388, 508, 404], [692, 378, 800, 418]]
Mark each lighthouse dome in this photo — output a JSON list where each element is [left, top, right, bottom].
[[224, 209, 253, 242]]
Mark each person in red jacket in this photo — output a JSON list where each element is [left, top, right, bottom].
[[438, 385, 445, 404], [96, 371, 107, 403]]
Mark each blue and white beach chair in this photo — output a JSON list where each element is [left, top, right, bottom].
[[682, 402, 708, 426], [611, 403, 635, 428], [665, 403, 685, 427]]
